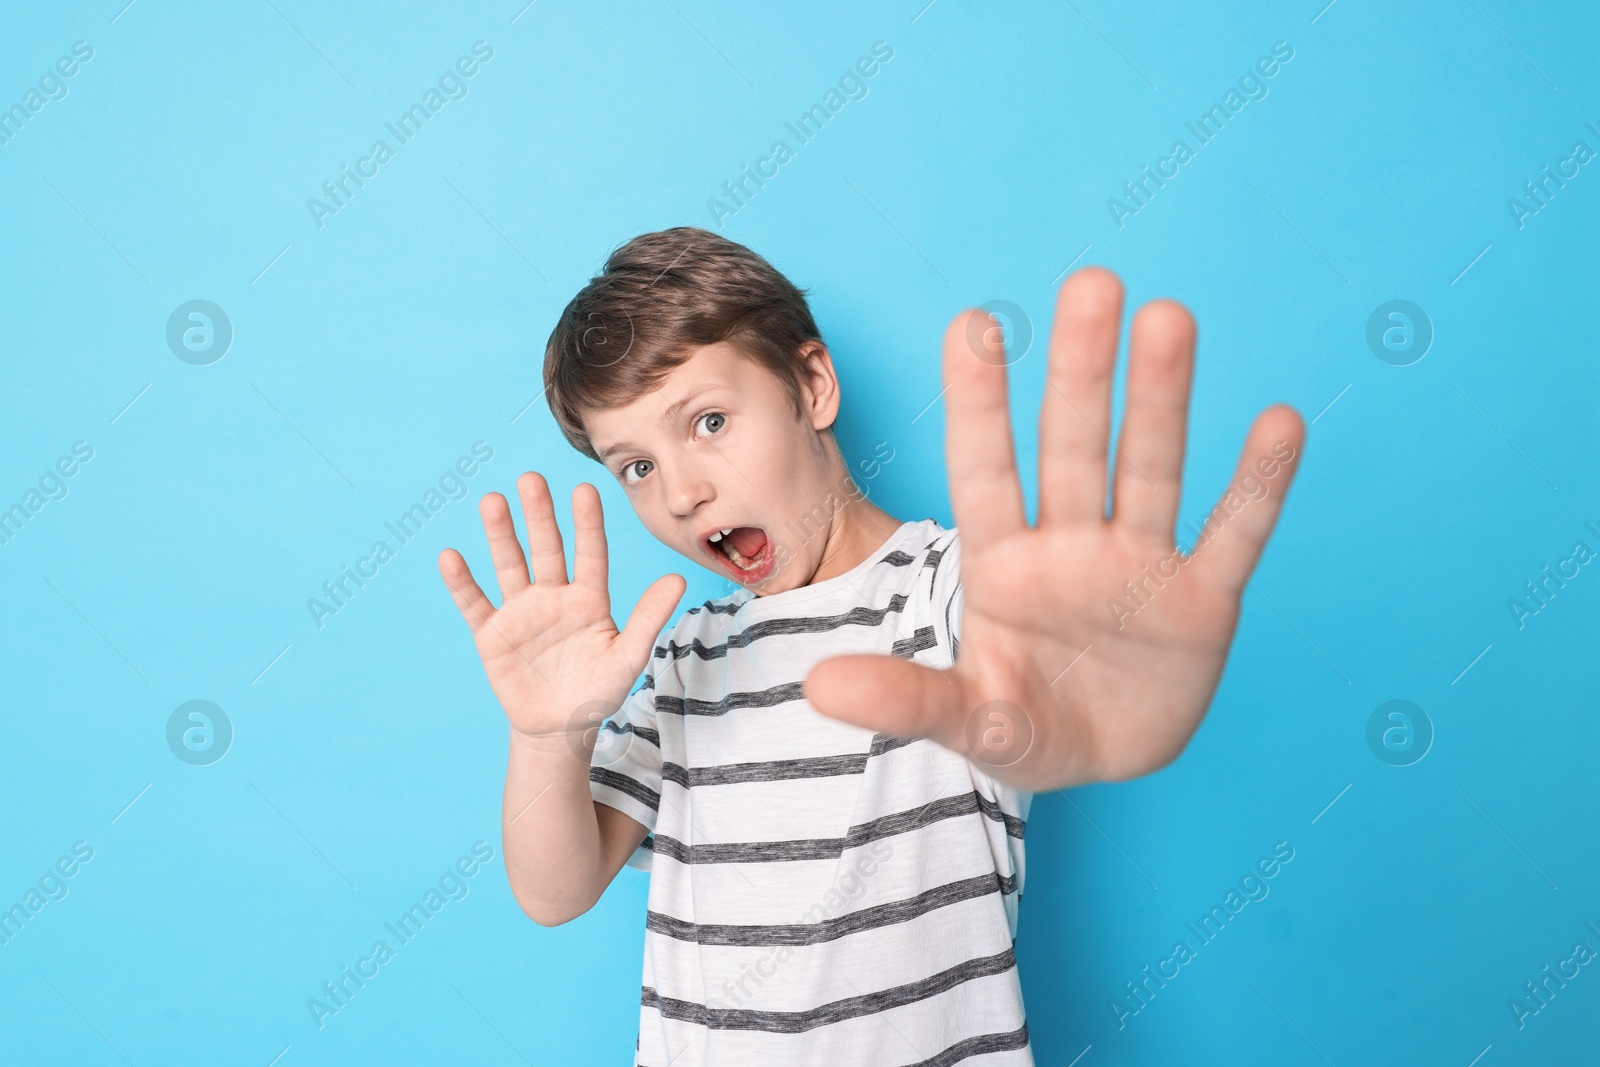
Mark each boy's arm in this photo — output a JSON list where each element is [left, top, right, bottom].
[[500, 730, 648, 926], [803, 267, 1306, 792], [437, 472, 678, 924]]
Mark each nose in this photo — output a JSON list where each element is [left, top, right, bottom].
[[661, 458, 715, 519]]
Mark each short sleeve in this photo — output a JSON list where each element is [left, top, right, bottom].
[[589, 645, 666, 871], [932, 526, 1035, 906], [926, 525, 964, 665]]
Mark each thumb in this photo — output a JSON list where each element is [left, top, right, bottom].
[[617, 573, 687, 668], [804, 654, 968, 748]]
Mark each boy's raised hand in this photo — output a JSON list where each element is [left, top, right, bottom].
[[804, 267, 1306, 792], [438, 473, 686, 744]]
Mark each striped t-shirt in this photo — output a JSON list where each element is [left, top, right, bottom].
[[589, 518, 1033, 1066]]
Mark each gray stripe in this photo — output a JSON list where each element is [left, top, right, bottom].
[[654, 622, 933, 718], [973, 789, 1024, 837], [923, 543, 950, 598], [659, 593, 914, 664], [600, 720, 659, 747], [640, 946, 1016, 1033], [890, 625, 937, 659], [655, 733, 918, 790], [662, 751, 868, 787], [869, 733, 918, 757], [654, 680, 807, 718], [645, 871, 1019, 946], [649, 790, 1025, 865], [904, 1024, 1029, 1067], [945, 581, 961, 661], [589, 766, 659, 811]]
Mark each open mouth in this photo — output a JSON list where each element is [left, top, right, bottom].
[[703, 526, 775, 582]]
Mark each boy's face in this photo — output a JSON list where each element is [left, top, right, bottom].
[[583, 340, 844, 595]]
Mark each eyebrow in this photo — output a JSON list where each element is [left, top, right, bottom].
[[596, 383, 723, 463]]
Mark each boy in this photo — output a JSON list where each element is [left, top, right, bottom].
[[438, 227, 1304, 1064]]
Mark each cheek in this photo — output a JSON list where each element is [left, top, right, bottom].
[[776, 439, 825, 495], [630, 496, 670, 541], [769, 421, 822, 474]]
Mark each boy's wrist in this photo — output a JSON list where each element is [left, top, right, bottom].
[[508, 723, 592, 764]]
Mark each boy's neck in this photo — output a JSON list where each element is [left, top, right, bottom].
[[790, 496, 906, 590]]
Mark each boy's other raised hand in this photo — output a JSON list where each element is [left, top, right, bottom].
[[804, 267, 1306, 792], [437, 473, 686, 745]]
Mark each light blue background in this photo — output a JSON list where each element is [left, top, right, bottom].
[[2, 1, 1596, 1064]]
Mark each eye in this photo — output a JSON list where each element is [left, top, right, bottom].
[[697, 411, 726, 436], [620, 459, 653, 485]]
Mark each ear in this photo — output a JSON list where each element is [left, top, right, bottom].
[[795, 341, 842, 432]]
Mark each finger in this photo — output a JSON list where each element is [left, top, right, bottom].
[[943, 308, 1027, 554], [479, 491, 531, 600], [517, 471, 570, 586], [437, 547, 495, 634], [1038, 266, 1124, 526], [617, 572, 687, 667], [571, 482, 608, 590], [1187, 403, 1306, 593], [804, 654, 967, 748], [1111, 299, 1195, 543]]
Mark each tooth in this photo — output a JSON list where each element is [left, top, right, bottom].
[[720, 528, 732, 535], [709, 531, 723, 542]]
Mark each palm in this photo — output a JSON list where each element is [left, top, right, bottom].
[[438, 473, 686, 740], [805, 268, 1304, 791], [471, 580, 615, 732]]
